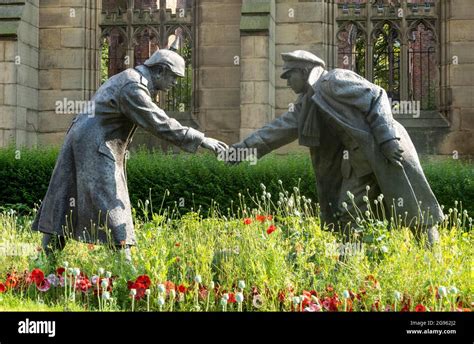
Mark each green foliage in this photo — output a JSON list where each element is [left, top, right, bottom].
[[0, 146, 472, 216]]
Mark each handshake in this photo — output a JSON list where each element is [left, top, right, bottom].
[[200, 137, 258, 165]]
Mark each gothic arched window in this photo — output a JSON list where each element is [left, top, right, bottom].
[[336, 0, 439, 112], [99, 0, 195, 113]]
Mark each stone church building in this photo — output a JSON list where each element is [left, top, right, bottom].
[[0, 0, 473, 156]]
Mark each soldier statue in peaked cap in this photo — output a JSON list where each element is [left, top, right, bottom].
[[230, 50, 443, 246], [33, 48, 228, 261]]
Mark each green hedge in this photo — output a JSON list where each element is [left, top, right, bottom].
[[0, 146, 472, 216]]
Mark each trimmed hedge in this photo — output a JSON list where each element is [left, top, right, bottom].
[[0, 146, 472, 216]]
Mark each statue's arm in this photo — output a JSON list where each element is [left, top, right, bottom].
[[118, 82, 204, 153], [238, 111, 299, 158]]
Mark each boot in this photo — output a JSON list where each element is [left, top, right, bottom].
[[42, 233, 67, 257], [426, 225, 440, 247]]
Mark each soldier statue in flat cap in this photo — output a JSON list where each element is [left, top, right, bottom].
[[33, 48, 228, 261], [230, 50, 443, 246]]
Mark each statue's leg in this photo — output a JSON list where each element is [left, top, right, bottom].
[[114, 243, 132, 263], [336, 172, 381, 240], [42, 233, 68, 256]]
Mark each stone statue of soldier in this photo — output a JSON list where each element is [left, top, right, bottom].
[[33, 49, 228, 261], [230, 50, 443, 246]]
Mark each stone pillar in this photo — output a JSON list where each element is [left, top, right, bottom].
[[239, 0, 276, 140], [38, 0, 101, 146], [439, 0, 474, 156], [0, 0, 39, 148], [197, 0, 242, 145]]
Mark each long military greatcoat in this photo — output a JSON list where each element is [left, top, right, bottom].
[[241, 67, 444, 228], [32, 67, 204, 245]]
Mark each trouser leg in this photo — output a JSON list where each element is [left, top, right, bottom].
[[42, 233, 68, 256], [114, 244, 132, 263], [336, 172, 381, 241]]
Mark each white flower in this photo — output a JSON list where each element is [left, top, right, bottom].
[[101, 279, 109, 289], [278, 180, 283, 185], [145, 289, 151, 296], [157, 284, 166, 293], [342, 290, 350, 299], [158, 296, 165, 306], [236, 292, 244, 303], [438, 286, 447, 298], [209, 281, 215, 289], [220, 297, 228, 306], [223, 293, 229, 301], [342, 202, 348, 209], [449, 286, 458, 295], [105, 271, 112, 278], [394, 291, 402, 301], [73, 268, 80, 276], [363, 196, 369, 203], [102, 291, 110, 300], [346, 191, 354, 200], [130, 289, 137, 296], [365, 210, 371, 217], [194, 275, 202, 284], [381, 246, 388, 253], [63, 261, 69, 268], [238, 280, 246, 289], [292, 296, 300, 305], [98, 268, 105, 275], [366, 185, 371, 191], [260, 183, 266, 191]]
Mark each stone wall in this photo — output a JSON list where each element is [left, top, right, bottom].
[[0, 0, 474, 156], [37, 0, 100, 146], [438, 0, 474, 157], [197, 0, 242, 145], [0, 0, 39, 148]]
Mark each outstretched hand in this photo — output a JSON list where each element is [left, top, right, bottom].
[[201, 137, 228, 155], [381, 139, 404, 167]]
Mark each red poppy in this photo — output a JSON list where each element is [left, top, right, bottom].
[[30, 268, 45, 286], [56, 267, 65, 276], [5, 274, 18, 289], [135, 275, 151, 289], [415, 304, 426, 312], [267, 215, 273, 221], [326, 285, 334, 293], [256, 215, 266, 223], [400, 303, 411, 312], [228, 292, 237, 303], [0, 282, 6, 293], [177, 284, 187, 294], [164, 281, 176, 294], [266, 225, 276, 235], [175, 242, 181, 247], [76, 277, 92, 293], [243, 218, 252, 225]]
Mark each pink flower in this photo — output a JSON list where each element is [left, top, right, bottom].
[[304, 303, 322, 312], [36, 279, 51, 292]]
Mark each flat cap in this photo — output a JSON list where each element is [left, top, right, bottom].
[[144, 49, 186, 77], [280, 50, 326, 79]]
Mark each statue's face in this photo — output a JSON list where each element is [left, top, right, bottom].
[[151, 67, 178, 92], [286, 69, 308, 94]]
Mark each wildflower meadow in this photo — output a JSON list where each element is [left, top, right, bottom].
[[0, 183, 472, 313]]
